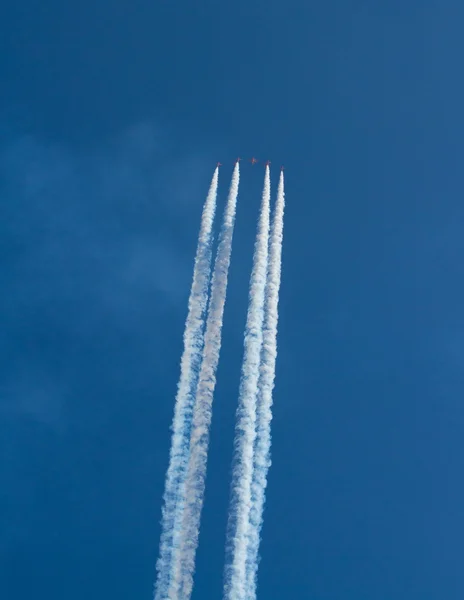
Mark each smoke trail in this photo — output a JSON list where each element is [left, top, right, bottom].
[[245, 171, 285, 600], [169, 163, 240, 599], [155, 168, 219, 600], [224, 166, 271, 600]]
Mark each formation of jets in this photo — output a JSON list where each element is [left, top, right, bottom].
[[217, 158, 284, 171]]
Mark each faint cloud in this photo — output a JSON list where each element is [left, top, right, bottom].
[[0, 121, 214, 429], [0, 375, 66, 432]]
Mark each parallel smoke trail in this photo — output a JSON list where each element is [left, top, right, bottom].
[[155, 168, 219, 600], [224, 166, 271, 600], [246, 171, 285, 600], [170, 163, 241, 600]]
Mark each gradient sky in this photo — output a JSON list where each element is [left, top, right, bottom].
[[2, 2, 464, 599]]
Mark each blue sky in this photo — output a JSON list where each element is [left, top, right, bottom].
[[2, 1, 464, 599]]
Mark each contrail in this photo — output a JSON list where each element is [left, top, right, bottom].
[[224, 166, 271, 600], [170, 163, 241, 599], [246, 171, 285, 600], [154, 168, 219, 600]]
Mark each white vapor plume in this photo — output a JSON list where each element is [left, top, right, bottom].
[[170, 163, 241, 599], [224, 166, 271, 600], [155, 168, 219, 600], [246, 171, 285, 600]]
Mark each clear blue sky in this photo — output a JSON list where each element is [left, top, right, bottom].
[[2, 1, 464, 599]]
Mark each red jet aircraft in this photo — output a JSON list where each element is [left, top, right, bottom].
[[264, 160, 271, 167], [216, 162, 222, 167], [250, 157, 258, 165], [235, 157, 242, 164]]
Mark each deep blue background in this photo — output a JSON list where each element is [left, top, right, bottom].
[[2, 1, 464, 598]]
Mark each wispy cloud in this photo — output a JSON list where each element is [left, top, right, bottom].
[[0, 121, 215, 434]]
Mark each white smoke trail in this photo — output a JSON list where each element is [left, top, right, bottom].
[[224, 166, 271, 600], [245, 171, 285, 600], [154, 168, 219, 600], [169, 163, 240, 599]]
